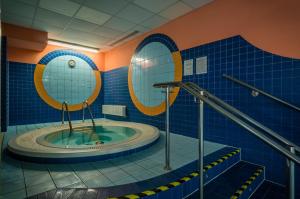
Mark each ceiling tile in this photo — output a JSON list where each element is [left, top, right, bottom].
[[103, 17, 136, 32], [3, 0, 36, 19], [33, 20, 63, 35], [2, 13, 32, 28], [62, 29, 109, 42], [182, 0, 213, 8], [131, 25, 149, 33], [69, 0, 84, 3], [92, 39, 110, 46], [108, 27, 144, 46], [160, 1, 193, 20], [75, 6, 112, 25], [35, 8, 72, 28], [60, 29, 109, 48], [39, 0, 81, 17], [16, 0, 39, 6], [141, 15, 168, 29], [83, 0, 129, 15], [67, 19, 98, 32], [117, 3, 154, 24], [57, 36, 100, 48], [133, 0, 178, 13], [61, 29, 92, 40], [93, 26, 123, 39]]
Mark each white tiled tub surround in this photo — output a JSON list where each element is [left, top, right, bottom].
[[0, 120, 226, 198], [8, 120, 159, 159]]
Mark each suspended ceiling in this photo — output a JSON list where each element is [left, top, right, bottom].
[[1, 0, 213, 51]]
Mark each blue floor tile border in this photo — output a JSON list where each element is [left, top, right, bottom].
[[6, 137, 160, 164]]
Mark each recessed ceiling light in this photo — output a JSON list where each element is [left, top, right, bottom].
[[48, 39, 100, 53]]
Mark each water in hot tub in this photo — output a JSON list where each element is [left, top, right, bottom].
[[44, 125, 137, 147]]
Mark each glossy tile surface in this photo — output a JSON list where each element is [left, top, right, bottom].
[[0, 120, 225, 199], [187, 161, 264, 199], [26, 146, 241, 199], [250, 181, 289, 199]]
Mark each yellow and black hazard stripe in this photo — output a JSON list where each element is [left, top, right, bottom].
[[108, 173, 199, 199], [203, 149, 240, 172], [230, 168, 263, 199], [108, 149, 240, 199]]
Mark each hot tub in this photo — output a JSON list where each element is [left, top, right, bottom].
[[8, 120, 159, 163]]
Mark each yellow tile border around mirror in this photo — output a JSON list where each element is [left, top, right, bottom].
[[128, 51, 182, 116]]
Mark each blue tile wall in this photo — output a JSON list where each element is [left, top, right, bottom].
[[177, 36, 300, 187], [1, 36, 8, 132], [102, 36, 300, 190], [103, 66, 165, 128], [39, 49, 97, 69], [8, 61, 103, 125]]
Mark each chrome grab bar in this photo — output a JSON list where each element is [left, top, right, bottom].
[[223, 74, 300, 112], [61, 101, 73, 132], [154, 81, 300, 164], [164, 87, 171, 171], [82, 100, 96, 129], [154, 81, 300, 199], [185, 82, 300, 153]]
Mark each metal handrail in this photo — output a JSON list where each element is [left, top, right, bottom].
[[154, 81, 300, 164], [154, 81, 299, 199], [185, 82, 300, 153], [61, 101, 73, 132], [82, 100, 96, 129], [223, 74, 300, 112]]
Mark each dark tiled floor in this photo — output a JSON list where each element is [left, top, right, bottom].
[[188, 180, 296, 199], [250, 181, 289, 199], [25, 179, 296, 199], [187, 161, 263, 199]]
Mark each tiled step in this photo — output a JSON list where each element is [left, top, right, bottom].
[[250, 181, 288, 199], [25, 146, 241, 199], [187, 161, 264, 199], [203, 147, 240, 184]]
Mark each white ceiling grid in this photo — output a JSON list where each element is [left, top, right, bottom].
[[2, 0, 213, 51]]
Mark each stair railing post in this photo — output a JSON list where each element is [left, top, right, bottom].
[[62, 103, 65, 124], [289, 146, 295, 199], [198, 91, 204, 199], [82, 102, 85, 122], [164, 86, 171, 170]]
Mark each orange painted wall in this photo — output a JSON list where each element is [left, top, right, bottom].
[[104, 0, 300, 71], [2, 23, 47, 52], [3, 23, 105, 71]]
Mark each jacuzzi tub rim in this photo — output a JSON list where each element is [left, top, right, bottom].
[[7, 121, 160, 160]]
